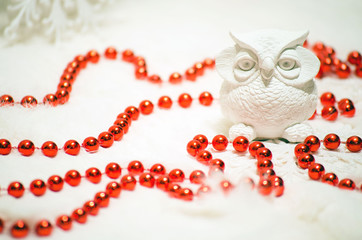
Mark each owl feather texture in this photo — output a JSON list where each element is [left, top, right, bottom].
[[216, 29, 320, 142]]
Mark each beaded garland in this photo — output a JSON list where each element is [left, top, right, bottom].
[[0, 42, 361, 238]]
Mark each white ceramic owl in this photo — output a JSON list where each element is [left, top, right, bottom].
[[216, 29, 320, 142]]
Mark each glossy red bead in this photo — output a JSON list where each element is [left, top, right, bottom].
[[338, 100, 355, 117], [105, 162, 122, 179], [125, 106, 140, 120], [148, 74, 162, 84], [121, 175, 137, 191], [260, 169, 276, 180], [190, 170, 206, 184], [86, 167, 102, 184], [209, 159, 225, 171], [321, 106, 338, 121], [198, 91, 213, 106], [108, 125, 124, 141], [193, 134, 208, 149], [56, 89, 69, 104], [139, 100, 154, 115], [30, 179, 46, 196], [156, 175, 170, 191], [20, 95, 38, 107], [320, 92, 336, 106], [323, 133, 340, 150], [104, 47, 117, 59], [67, 61, 80, 76], [135, 67, 148, 79], [197, 185, 212, 196], [220, 180, 233, 194], [308, 163, 325, 180], [169, 72, 182, 84], [203, 58, 215, 68], [257, 159, 274, 173], [127, 160, 144, 175], [321, 173, 339, 186], [114, 119, 129, 134], [248, 141, 265, 157], [356, 64, 362, 78], [35, 220, 53, 236], [212, 134, 228, 151], [336, 62, 351, 79], [338, 178, 356, 190], [64, 170, 81, 186], [94, 192, 110, 207], [196, 150, 213, 165], [312, 42, 325, 53], [74, 54, 87, 69], [304, 135, 320, 152], [56, 215, 72, 231], [139, 173, 155, 188], [41, 141, 58, 157], [122, 49, 135, 62], [83, 200, 99, 216], [11, 220, 29, 238], [0, 94, 14, 106], [178, 93, 192, 108], [0, 139, 11, 155], [297, 154, 315, 169], [72, 208, 87, 224], [321, 57, 333, 73], [43, 94, 58, 106], [337, 98, 353, 110], [8, 182, 25, 198], [308, 110, 316, 120], [232, 136, 249, 152], [150, 163, 166, 175], [185, 67, 197, 81], [169, 169, 185, 182], [157, 96, 173, 109], [63, 140, 80, 156], [18, 139, 35, 156], [179, 188, 193, 201], [294, 143, 311, 158], [347, 51, 361, 65], [256, 147, 272, 161], [60, 72, 75, 84], [258, 179, 272, 196], [58, 80, 72, 92], [117, 112, 132, 125], [167, 183, 182, 198], [106, 181, 122, 197], [346, 136, 362, 152], [194, 62, 205, 76], [271, 176, 284, 197], [86, 50, 100, 63], [98, 131, 114, 148], [82, 137, 99, 153], [186, 139, 202, 157], [47, 175, 64, 192]]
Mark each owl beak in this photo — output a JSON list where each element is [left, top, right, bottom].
[[260, 57, 274, 85]]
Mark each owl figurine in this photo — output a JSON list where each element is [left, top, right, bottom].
[[216, 29, 320, 142]]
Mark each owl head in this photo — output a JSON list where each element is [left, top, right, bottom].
[[216, 29, 320, 89]]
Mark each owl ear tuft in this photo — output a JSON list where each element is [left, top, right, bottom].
[[284, 30, 309, 49], [229, 31, 257, 52]]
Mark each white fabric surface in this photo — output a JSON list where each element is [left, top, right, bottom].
[[0, 0, 362, 239]]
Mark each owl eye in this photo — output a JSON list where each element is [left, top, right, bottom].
[[237, 59, 255, 71], [278, 59, 296, 70]]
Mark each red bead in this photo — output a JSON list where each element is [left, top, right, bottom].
[[203, 58, 215, 68], [127, 160, 144, 175], [41, 141, 58, 157], [297, 154, 315, 169], [294, 143, 311, 158], [83, 200, 99, 216], [347, 51, 361, 65], [186, 140, 202, 157], [197, 185, 212, 196], [58, 80, 72, 92], [156, 175, 170, 191], [122, 49, 135, 62], [260, 169, 276, 180], [338, 178, 356, 190], [0, 218, 3, 233], [212, 134, 228, 151], [193, 134, 208, 149], [315, 67, 323, 79], [336, 62, 351, 79], [209, 159, 225, 171], [346, 136, 362, 152], [125, 106, 140, 120], [20, 95, 38, 107], [8, 182, 25, 198], [106, 181, 122, 197], [18, 139, 35, 156], [139, 100, 154, 115], [139, 173, 155, 188], [321, 173, 339, 186], [63, 140, 80, 156], [198, 91, 213, 106], [108, 125, 124, 141], [320, 92, 336, 106], [243, 177, 255, 189], [0, 139, 11, 155], [86, 50, 100, 63], [271, 176, 284, 197], [309, 110, 317, 120], [337, 98, 353, 110], [67, 61, 80, 76], [104, 47, 117, 59], [121, 175, 137, 190], [196, 150, 213, 165], [304, 135, 320, 152], [167, 183, 182, 198], [169, 169, 185, 182], [256, 147, 272, 161], [332, 58, 342, 72], [356, 64, 362, 78], [157, 96, 173, 109], [82, 137, 99, 153], [56, 89, 69, 104], [231, 136, 249, 152], [74, 54, 87, 69], [43, 94, 58, 106], [258, 179, 272, 196], [114, 119, 129, 134], [11, 220, 29, 238], [321, 106, 338, 121], [338, 99, 355, 117], [47, 175, 64, 192], [221, 181, 233, 193], [60, 72, 75, 84], [190, 170, 206, 184], [308, 163, 325, 180], [72, 208, 87, 223], [0, 94, 14, 106], [105, 162, 122, 179], [194, 62, 205, 76], [185, 67, 197, 81], [98, 131, 114, 148], [257, 159, 274, 173], [321, 57, 333, 73], [86, 167, 102, 184], [56, 215, 72, 231], [117, 113, 132, 125], [150, 163, 166, 175], [135, 67, 148, 79], [35, 220, 53, 236], [64, 170, 81, 186], [324, 46, 335, 59], [312, 42, 325, 53], [248, 141, 265, 157], [94, 192, 110, 207], [134, 56, 146, 67], [179, 188, 193, 201], [178, 93, 192, 108], [169, 72, 182, 84], [148, 74, 162, 84], [323, 133, 340, 150], [30, 179, 46, 196]]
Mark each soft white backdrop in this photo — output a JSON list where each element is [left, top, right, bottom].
[[0, 0, 362, 239]]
